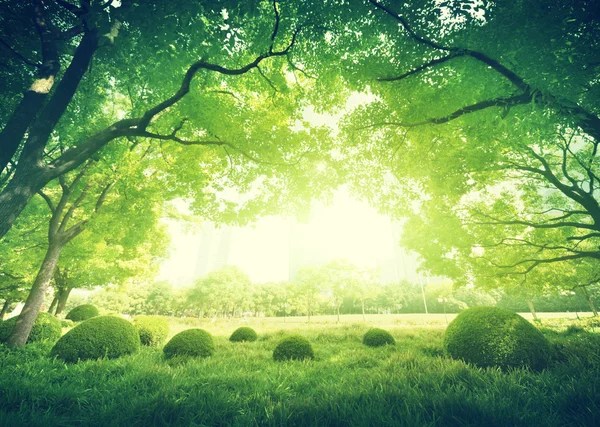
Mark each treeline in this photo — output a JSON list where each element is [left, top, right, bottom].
[[52, 264, 600, 320]]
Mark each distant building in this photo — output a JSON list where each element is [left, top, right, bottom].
[[194, 223, 232, 278]]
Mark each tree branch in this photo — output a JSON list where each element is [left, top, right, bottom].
[[0, 38, 40, 67], [362, 93, 532, 129], [378, 53, 466, 82], [37, 189, 55, 213]]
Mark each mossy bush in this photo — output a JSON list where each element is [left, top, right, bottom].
[[0, 312, 62, 344], [51, 316, 140, 362], [229, 326, 258, 342], [273, 335, 314, 361], [133, 315, 169, 346], [163, 329, 214, 359], [65, 304, 99, 322], [443, 306, 552, 370], [363, 328, 396, 347]]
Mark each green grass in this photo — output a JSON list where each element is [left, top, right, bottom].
[[0, 316, 599, 426]]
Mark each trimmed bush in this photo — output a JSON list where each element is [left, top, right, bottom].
[[65, 304, 99, 322], [134, 315, 169, 346], [0, 312, 62, 344], [51, 315, 140, 362], [229, 327, 258, 342], [273, 336, 314, 361], [443, 306, 552, 370], [363, 328, 396, 347], [163, 329, 214, 359]]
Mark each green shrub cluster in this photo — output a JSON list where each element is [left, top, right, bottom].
[[273, 336, 314, 361], [51, 316, 140, 362], [443, 306, 552, 370], [363, 328, 395, 347], [229, 326, 258, 342], [134, 315, 169, 346], [0, 312, 62, 344], [163, 329, 214, 359], [65, 304, 99, 322]]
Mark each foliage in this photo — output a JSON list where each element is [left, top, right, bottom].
[[65, 304, 100, 322], [163, 329, 214, 359], [0, 312, 61, 344], [362, 328, 395, 347], [187, 266, 251, 317], [229, 327, 258, 342], [51, 316, 140, 363], [273, 335, 315, 361], [133, 316, 170, 347], [443, 307, 553, 370]]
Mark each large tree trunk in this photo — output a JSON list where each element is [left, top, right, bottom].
[[55, 286, 73, 316], [526, 299, 538, 321], [580, 286, 598, 317], [0, 0, 60, 173], [0, 169, 47, 240], [7, 242, 62, 347], [0, 299, 11, 320]]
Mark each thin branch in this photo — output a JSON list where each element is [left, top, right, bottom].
[[360, 93, 532, 129], [567, 232, 600, 241], [58, 184, 90, 233], [37, 189, 55, 212], [0, 38, 41, 67], [367, 0, 453, 52], [378, 53, 465, 82], [257, 65, 279, 92], [95, 180, 116, 212], [137, 25, 301, 130]]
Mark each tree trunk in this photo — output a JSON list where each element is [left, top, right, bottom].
[[0, 168, 47, 240], [580, 286, 598, 317], [55, 286, 73, 316], [0, 299, 11, 320], [361, 300, 366, 321], [526, 299, 538, 321], [7, 242, 62, 347], [48, 294, 58, 314], [336, 306, 340, 323]]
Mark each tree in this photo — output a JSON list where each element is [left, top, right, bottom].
[[188, 266, 251, 318], [334, 0, 599, 298], [144, 281, 174, 316], [0, 0, 343, 240], [294, 266, 324, 322], [7, 140, 169, 346]]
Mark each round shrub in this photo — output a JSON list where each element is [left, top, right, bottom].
[[134, 315, 169, 346], [163, 329, 214, 359], [443, 306, 552, 370], [65, 304, 99, 322], [51, 315, 140, 362], [229, 326, 258, 342], [0, 312, 62, 344], [273, 335, 314, 361], [363, 328, 396, 347]]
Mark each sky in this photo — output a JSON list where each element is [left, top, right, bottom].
[[157, 187, 414, 285]]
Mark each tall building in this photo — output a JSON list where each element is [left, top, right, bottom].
[[287, 219, 329, 281], [194, 223, 233, 278]]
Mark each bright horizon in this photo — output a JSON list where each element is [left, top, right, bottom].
[[158, 186, 420, 285]]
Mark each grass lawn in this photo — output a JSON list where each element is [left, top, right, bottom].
[[0, 314, 599, 426]]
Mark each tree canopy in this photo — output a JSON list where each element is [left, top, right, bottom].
[[1, 0, 599, 345]]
